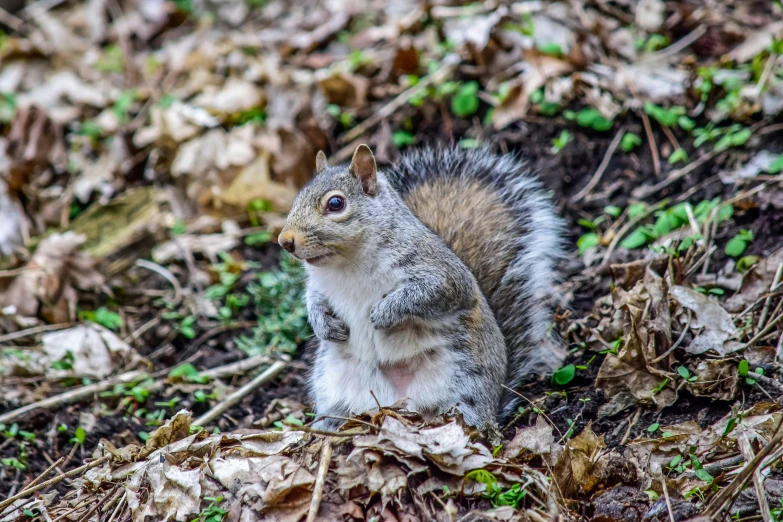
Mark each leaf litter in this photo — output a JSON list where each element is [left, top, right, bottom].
[[0, 0, 782, 520]]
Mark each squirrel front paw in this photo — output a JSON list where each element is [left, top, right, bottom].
[[313, 315, 350, 343], [370, 300, 401, 330]]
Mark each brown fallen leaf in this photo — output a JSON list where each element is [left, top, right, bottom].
[[0, 232, 104, 323], [686, 358, 739, 401], [596, 270, 677, 412], [553, 422, 606, 498]]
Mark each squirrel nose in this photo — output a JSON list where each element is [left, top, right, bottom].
[[278, 231, 296, 253]]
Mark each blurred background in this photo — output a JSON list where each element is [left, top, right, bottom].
[[1, 1, 783, 519]]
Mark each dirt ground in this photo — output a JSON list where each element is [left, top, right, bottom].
[[1, 0, 783, 521]]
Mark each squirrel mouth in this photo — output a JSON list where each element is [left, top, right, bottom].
[[305, 253, 333, 264]]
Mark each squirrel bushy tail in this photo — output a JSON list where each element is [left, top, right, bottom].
[[385, 147, 566, 417]]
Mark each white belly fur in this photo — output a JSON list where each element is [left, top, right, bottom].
[[308, 263, 458, 415]]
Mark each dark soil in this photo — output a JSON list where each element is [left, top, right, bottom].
[[2, 114, 782, 502]]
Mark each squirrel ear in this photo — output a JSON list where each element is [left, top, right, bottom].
[[315, 150, 328, 173], [349, 144, 377, 196]]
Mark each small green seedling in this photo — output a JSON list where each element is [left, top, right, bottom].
[[620, 133, 642, 152], [677, 366, 697, 383], [392, 130, 415, 148], [70, 427, 87, 446], [563, 107, 614, 131], [577, 233, 599, 255], [451, 81, 480, 118], [738, 360, 764, 385], [552, 364, 576, 386], [551, 130, 573, 154], [725, 230, 753, 257]]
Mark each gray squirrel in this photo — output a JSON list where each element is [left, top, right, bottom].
[[278, 145, 565, 429]]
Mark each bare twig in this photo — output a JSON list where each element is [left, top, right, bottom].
[[707, 416, 783, 518], [193, 361, 287, 427], [601, 207, 654, 264], [200, 354, 272, 380], [651, 310, 692, 363], [640, 108, 661, 176], [0, 7, 25, 33], [632, 149, 719, 200], [620, 407, 642, 445], [306, 439, 333, 522], [0, 457, 111, 514], [737, 312, 783, 352], [339, 57, 458, 143], [0, 370, 147, 426], [572, 127, 624, 202], [759, 263, 783, 331], [135, 259, 183, 306], [0, 323, 78, 344], [661, 477, 676, 522], [502, 385, 564, 438], [639, 25, 707, 62], [20, 457, 64, 493], [738, 433, 773, 522]]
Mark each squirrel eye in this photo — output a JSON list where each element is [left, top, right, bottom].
[[326, 195, 345, 212]]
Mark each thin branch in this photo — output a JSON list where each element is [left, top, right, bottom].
[[738, 433, 773, 522], [759, 263, 783, 331], [0, 457, 111, 514], [0, 323, 78, 344], [572, 127, 624, 202], [193, 361, 287, 427], [632, 149, 719, 200], [135, 259, 183, 307], [306, 439, 333, 522]]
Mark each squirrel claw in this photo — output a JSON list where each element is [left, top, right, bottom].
[[316, 317, 349, 343]]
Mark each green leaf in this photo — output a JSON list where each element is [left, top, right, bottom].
[[577, 233, 599, 254], [767, 154, 783, 174], [669, 455, 682, 467], [538, 42, 564, 56], [451, 81, 480, 117], [648, 423, 660, 433], [552, 364, 576, 386], [668, 148, 688, 164], [392, 130, 415, 148], [677, 115, 696, 131], [620, 133, 642, 152], [605, 205, 622, 217], [628, 203, 646, 218], [738, 360, 749, 377], [458, 138, 482, 149], [168, 363, 208, 383], [717, 204, 734, 222], [725, 235, 749, 257], [71, 426, 86, 445], [620, 227, 652, 249], [737, 255, 760, 272], [94, 307, 122, 330], [677, 366, 691, 379], [573, 107, 614, 131], [695, 468, 714, 483]]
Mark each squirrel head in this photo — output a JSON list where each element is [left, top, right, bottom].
[[278, 144, 382, 267]]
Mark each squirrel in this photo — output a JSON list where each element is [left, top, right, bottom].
[[278, 144, 565, 429]]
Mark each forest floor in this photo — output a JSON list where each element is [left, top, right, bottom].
[[1, 0, 783, 521]]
